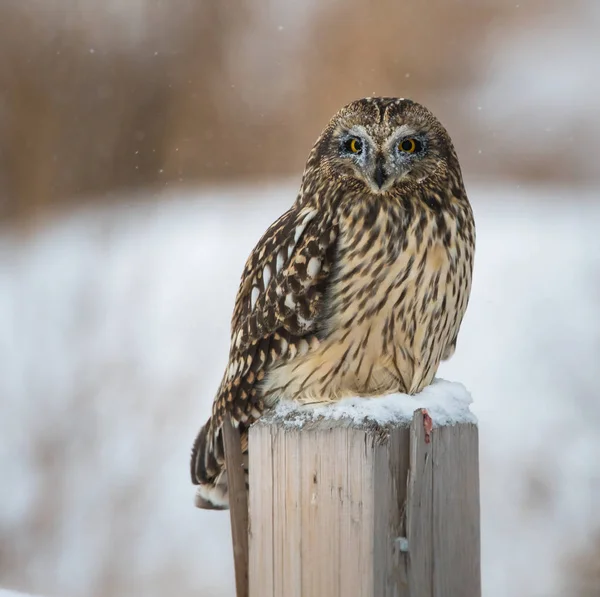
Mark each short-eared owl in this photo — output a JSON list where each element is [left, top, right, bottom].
[[191, 97, 475, 509]]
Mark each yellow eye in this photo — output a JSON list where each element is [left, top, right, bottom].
[[399, 138, 418, 153], [344, 137, 363, 154]]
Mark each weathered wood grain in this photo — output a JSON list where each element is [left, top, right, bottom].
[[247, 417, 273, 597], [406, 409, 434, 594], [222, 417, 249, 597], [247, 411, 480, 597], [432, 422, 481, 597]]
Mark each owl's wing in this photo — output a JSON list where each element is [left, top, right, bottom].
[[190, 202, 337, 490], [215, 203, 338, 423]]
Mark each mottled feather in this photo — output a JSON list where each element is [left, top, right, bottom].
[[190, 202, 338, 496]]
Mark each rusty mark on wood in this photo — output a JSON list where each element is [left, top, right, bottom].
[[421, 408, 433, 444]]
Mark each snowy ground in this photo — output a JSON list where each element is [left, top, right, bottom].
[[1, 181, 599, 597]]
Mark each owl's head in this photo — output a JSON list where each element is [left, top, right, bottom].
[[312, 97, 459, 194]]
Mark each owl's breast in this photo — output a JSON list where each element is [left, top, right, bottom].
[[261, 200, 474, 403]]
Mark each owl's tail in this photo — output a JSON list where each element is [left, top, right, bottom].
[[190, 416, 229, 509], [190, 416, 250, 510]]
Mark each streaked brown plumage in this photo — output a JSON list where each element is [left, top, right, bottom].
[[191, 97, 475, 509]]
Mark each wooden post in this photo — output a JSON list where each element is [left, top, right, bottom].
[[247, 406, 481, 597], [222, 417, 249, 597]]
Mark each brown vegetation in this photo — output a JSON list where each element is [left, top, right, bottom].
[[0, 0, 560, 225]]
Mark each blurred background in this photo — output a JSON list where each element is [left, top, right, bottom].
[[1, 1, 599, 596]]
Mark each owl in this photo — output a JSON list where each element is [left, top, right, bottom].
[[190, 97, 475, 509]]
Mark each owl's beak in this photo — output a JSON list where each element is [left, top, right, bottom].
[[373, 157, 387, 189]]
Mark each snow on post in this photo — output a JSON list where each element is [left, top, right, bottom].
[[246, 380, 481, 597]]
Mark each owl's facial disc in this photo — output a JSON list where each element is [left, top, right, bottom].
[[337, 125, 428, 193]]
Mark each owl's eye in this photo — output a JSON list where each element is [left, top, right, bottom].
[[398, 138, 421, 153], [344, 137, 363, 154]]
